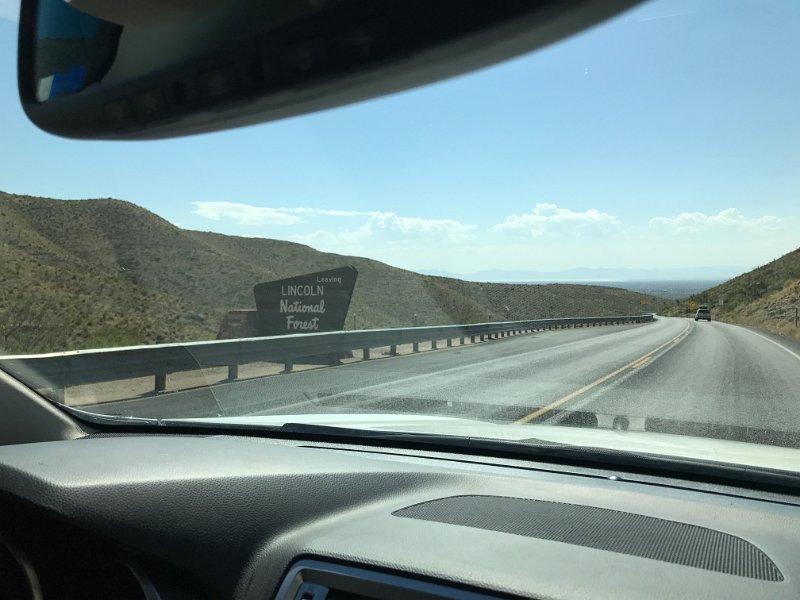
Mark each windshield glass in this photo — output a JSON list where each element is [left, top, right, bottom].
[[2, 0, 800, 472]]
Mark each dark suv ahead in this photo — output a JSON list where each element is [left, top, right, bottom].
[[695, 306, 711, 321]]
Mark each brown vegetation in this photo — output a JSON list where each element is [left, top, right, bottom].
[[0, 192, 666, 353], [662, 247, 800, 341]]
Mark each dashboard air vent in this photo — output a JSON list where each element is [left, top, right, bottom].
[[274, 560, 505, 600]]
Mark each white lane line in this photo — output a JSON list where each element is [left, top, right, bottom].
[[733, 326, 800, 364], [284, 320, 683, 404]]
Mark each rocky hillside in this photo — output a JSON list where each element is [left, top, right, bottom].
[[664, 246, 800, 340], [0, 192, 665, 353]]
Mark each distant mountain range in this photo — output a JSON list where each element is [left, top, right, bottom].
[[422, 266, 748, 283]]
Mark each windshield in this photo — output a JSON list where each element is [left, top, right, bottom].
[[2, 0, 800, 473]]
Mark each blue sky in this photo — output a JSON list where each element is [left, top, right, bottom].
[[1, 0, 799, 276]]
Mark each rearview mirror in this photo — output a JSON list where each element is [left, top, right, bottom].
[[17, 0, 641, 140]]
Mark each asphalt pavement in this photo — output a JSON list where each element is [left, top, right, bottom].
[[84, 317, 800, 442]]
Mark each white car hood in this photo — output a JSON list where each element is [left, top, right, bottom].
[[173, 413, 800, 475]]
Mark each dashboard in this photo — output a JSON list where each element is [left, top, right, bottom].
[[1, 432, 799, 599]]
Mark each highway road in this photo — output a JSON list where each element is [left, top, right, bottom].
[[88, 317, 800, 444]]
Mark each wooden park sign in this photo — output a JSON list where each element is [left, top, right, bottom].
[[253, 267, 358, 336]]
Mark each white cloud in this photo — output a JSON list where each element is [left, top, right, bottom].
[[290, 212, 476, 254], [0, 0, 20, 22], [493, 203, 621, 236], [191, 201, 366, 226], [292, 212, 477, 247], [193, 201, 302, 225], [194, 201, 477, 242], [649, 208, 781, 233], [364, 211, 476, 241], [290, 207, 363, 217]]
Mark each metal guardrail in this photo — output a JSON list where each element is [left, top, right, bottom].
[[0, 315, 654, 399]]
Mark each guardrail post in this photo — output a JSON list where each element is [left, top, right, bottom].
[[432, 340, 438, 350], [155, 373, 166, 393], [413, 342, 419, 353], [479, 334, 485, 341], [470, 335, 476, 343], [447, 338, 452, 347], [363, 347, 370, 360], [389, 344, 398, 356], [227, 365, 239, 381], [284, 358, 293, 373], [460, 336, 465, 345]]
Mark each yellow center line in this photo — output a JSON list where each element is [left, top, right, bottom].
[[514, 324, 690, 425]]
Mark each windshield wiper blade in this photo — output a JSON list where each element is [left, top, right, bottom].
[[61, 403, 161, 426], [141, 418, 800, 495], [279, 421, 565, 444], [276, 423, 800, 496]]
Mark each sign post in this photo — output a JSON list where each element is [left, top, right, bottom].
[[253, 267, 358, 336]]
